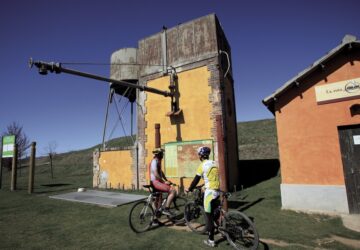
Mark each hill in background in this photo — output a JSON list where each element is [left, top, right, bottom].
[[238, 119, 278, 160], [37, 119, 278, 169], [2, 119, 278, 191]]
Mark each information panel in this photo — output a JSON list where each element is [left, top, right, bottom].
[[164, 139, 214, 178], [2, 135, 15, 158]]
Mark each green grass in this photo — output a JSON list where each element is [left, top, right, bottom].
[[1, 119, 359, 249], [1, 165, 359, 249]]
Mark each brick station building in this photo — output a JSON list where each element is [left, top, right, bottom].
[[263, 35, 360, 214]]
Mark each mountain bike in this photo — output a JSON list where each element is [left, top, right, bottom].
[[184, 186, 259, 250], [129, 184, 187, 233]]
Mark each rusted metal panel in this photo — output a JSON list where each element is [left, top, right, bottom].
[[194, 16, 217, 57], [166, 28, 179, 66], [138, 34, 163, 76], [139, 14, 220, 75], [177, 21, 195, 61]]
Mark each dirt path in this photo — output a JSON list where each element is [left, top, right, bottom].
[[262, 235, 360, 249], [169, 223, 360, 249]]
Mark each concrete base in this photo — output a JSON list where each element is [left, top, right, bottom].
[[281, 184, 349, 214], [50, 190, 147, 207], [341, 214, 360, 232]]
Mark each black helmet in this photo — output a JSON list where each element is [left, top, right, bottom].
[[152, 148, 164, 155], [197, 146, 211, 158]]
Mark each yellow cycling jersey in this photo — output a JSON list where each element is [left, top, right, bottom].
[[196, 160, 220, 190]]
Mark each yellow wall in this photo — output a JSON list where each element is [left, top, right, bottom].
[[145, 66, 213, 186], [99, 150, 133, 189]]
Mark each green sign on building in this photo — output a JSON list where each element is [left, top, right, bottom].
[[2, 135, 15, 158], [164, 139, 214, 178]]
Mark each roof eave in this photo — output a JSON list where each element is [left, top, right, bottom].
[[262, 35, 360, 114]]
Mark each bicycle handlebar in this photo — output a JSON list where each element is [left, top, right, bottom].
[[189, 185, 231, 198]]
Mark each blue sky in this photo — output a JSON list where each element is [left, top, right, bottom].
[[1, 0, 359, 154]]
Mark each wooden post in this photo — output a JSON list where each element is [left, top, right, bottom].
[[216, 115, 228, 211], [10, 144, 18, 191], [28, 142, 36, 194], [49, 154, 54, 179], [0, 137, 3, 189]]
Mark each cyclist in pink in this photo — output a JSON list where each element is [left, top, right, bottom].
[[149, 148, 177, 216], [185, 146, 220, 247]]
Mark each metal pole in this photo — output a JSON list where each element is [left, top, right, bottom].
[[28, 142, 36, 194], [10, 144, 18, 191], [216, 115, 228, 211], [102, 88, 113, 150], [30, 60, 173, 98], [136, 143, 139, 190], [155, 124, 161, 148], [0, 136, 3, 189], [131, 102, 134, 137]]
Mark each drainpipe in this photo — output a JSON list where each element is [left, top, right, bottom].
[[155, 123, 161, 148]]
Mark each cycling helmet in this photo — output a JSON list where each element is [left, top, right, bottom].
[[197, 146, 211, 158], [152, 148, 165, 155]]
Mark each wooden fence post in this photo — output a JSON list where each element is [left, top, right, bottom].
[[0, 137, 3, 189], [28, 142, 36, 194], [10, 144, 18, 191]]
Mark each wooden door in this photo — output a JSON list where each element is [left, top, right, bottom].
[[338, 124, 360, 214]]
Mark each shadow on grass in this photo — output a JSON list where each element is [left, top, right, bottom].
[[228, 198, 265, 212], [34, 184, 76, 194], [41, 183, 71, 187], [239, 159, 279, 188]]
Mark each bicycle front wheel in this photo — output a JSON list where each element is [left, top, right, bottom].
[[129, 200, 154, 233], [223, 211, 259, 250], [184, 201, 207, 234]]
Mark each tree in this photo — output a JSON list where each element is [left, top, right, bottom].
[[1, 121, 30, 170], [44, 141, 57, 179]]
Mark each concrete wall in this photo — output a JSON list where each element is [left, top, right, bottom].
[[275, 51, 360, 185], [97, 150, 133, 189], [144, 66, 213, 187]]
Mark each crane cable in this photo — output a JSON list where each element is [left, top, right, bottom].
[[106, 87, 135, 147]]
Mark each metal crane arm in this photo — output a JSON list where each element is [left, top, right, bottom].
[[29, 58, 173, 98]]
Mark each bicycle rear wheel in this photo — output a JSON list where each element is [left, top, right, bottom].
[[184, 201, 207, 234], [129, 200, 154, 233], [168, 196, 187, 224], [223, 211, 259, 250]]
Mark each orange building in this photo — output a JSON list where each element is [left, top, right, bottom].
[[263, 35, 360, 214]]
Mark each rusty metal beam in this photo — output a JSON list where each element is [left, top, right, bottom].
[[29, 59, 173, 98]]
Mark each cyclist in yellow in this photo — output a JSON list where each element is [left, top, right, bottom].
[[185, 146, 219, 247]]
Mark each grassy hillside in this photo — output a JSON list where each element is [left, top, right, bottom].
[[237, 119, 278, 160], [31, 119, 278, 178], [2, 119, 278, 190]]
